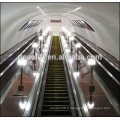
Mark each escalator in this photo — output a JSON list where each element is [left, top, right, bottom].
[[35, 36, 72, 117]]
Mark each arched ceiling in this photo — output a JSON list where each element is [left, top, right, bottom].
[[1, 3, 119, 60]]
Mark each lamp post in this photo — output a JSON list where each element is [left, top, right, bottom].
[[87, 95, 95, 109], [87, 58, 96, 107], [87, 87, 95, 109], [33, 58, 36, 71], [17, 58, 27, 91], [87, 58, 96, 85], [69, 36, 74, 55], [75, 43, 81, 71], [39, 36, 43, 53], [32, 43, 38, 56], [32, 57, 37, 78]]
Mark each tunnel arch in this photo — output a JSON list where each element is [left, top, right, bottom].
[[1, 3, 119, 61]]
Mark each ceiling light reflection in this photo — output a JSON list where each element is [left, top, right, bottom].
[[36, 6, 40, 9], [25, 102, 31, 112], [87, 102, 95, 109], [73, 7, 81, 12], [19, 101, 27, 110], [83, 104, 88, 112], [33, 71, 39, 77]]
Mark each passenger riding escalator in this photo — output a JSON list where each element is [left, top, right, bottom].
[[35, 36, 73, 117]]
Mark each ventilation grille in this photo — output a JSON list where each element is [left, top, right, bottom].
[[51, 20, 61, 23], [19, 20, 43, 31], [70, 20, 94, 32]]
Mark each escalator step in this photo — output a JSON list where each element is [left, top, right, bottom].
[[48, 70, 64, 72], [43, 105, 70, 107], [47, 76, 65, 78], [47, 75, 65, 77], [48, 71, 64, 73], [41, 115, 72, 117], [46, 87, 67, 90], [46, 84, 66, 87], [46, 84, 67, 86], [47, 78, 66, 80], [44, 93, 68, 97], [43, 101, 70, 105], [44, 97, 69, 101], [44, 96, 69, 99], [47, 81, 65, 83], [39, 36, 72, 117], [45, 89, 68, 93], [41, 110, 71, 115]]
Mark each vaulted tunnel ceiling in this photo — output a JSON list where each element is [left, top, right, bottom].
[[1, 3, 119, 61]]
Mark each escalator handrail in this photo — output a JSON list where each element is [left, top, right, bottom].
[[74, 33, 120, 86], [74, 32, 120, 72], [0, 33, 37, 64], [0, 34, 38, 77]]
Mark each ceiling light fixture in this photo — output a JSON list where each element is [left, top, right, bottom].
[[73, 7, 81, 12], [63, 7, 81, 16], [36, 6, 40, 9]]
